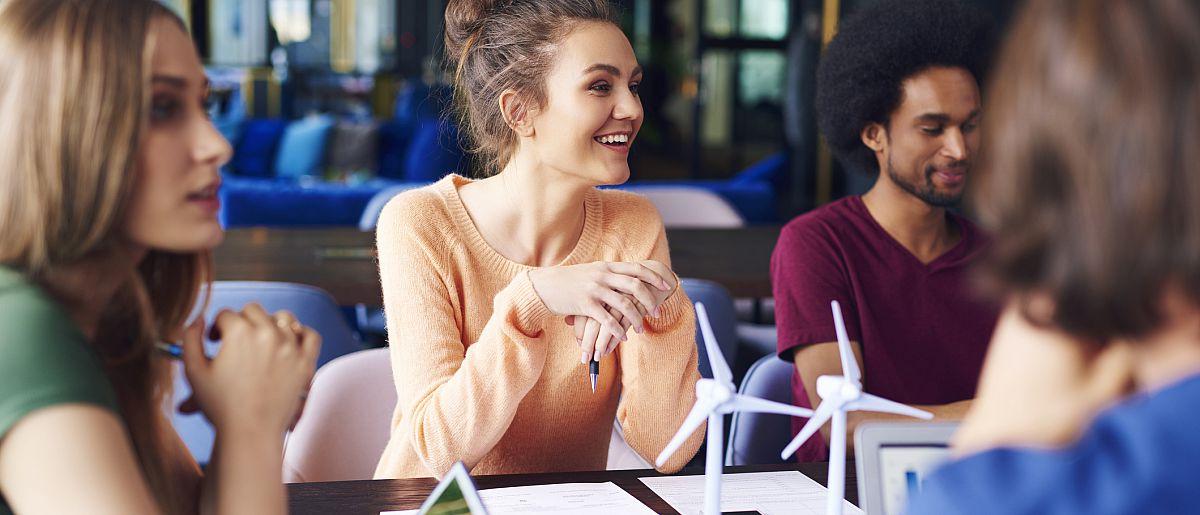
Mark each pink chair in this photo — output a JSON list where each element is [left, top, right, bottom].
[[283, 348, 395, 482], [283, 348, 657, 482]]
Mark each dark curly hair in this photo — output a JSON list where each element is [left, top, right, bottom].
[[816, 0, 994, 175]]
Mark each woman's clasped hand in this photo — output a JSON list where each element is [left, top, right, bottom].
[[529, 260, 677, 363]]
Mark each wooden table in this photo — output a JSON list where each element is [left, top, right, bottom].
[[215, 227, 781, 306], [287, 462, 856, 515]]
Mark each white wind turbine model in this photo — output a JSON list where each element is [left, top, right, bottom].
[[780, 300, 933, 515], [657, 302, 816, 515]]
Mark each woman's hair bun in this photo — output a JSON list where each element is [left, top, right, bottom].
[[444, 0, 500, 60]]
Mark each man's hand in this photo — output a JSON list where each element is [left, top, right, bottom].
[[952, 302, 1136, 456]]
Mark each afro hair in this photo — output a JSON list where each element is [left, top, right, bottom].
[[816, 0, 995, 175]]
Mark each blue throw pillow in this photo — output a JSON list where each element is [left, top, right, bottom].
[[275, 115, 335, 179], [229, 118, 287, 178]]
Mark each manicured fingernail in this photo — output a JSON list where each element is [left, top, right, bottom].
[[653, 307, 661, 317], [581, 351, 588, 364]]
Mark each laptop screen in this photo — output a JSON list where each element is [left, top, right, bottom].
[[877, 444, 952, 515]]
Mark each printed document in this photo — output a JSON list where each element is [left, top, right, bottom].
[[382, 481, 655, 515], [639, 471, 864, 515]]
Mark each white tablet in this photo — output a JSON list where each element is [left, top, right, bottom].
[[854, 422, 958, 515]]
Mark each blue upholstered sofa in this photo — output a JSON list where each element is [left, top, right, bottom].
[[216, 84, 783, 228]]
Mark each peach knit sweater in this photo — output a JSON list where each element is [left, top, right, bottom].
[[373, 175, 705, 479]]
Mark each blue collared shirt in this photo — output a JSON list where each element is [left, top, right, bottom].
[[909, 373, 1200, 514]]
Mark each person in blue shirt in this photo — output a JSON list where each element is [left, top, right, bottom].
[[908, 1, 1200, 514]]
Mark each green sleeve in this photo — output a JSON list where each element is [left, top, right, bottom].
[[0, 279, 119, 440]]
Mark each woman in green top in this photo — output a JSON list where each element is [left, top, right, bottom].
[[0, 1, 321, 514]]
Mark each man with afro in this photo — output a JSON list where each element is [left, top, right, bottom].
[[770, 0, 1001, 461]]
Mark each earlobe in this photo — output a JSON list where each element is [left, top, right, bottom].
[[861, 123, 886, 152]]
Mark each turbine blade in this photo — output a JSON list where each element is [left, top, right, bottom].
[[655, 400, 713, 466], [850, 393, 933, 420], [831, 301, 862, 386], [695, 302, 734, 385], [730, 394, 815, 418], [781, 400, 836, 460]]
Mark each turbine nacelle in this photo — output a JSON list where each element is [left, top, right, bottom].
[[696, 377, 735, 405], [815, 375, 862, 402]]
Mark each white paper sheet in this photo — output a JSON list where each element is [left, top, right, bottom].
[[639, 471, 864, 515], [381, 481, 656, 515]]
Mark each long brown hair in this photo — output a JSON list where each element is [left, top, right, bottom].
[[0, 1, 208, 511], [975, 0, 1200, 343], [443, 0, 617, 175]]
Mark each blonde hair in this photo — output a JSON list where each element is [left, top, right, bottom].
[[0, 1, 208, 512]]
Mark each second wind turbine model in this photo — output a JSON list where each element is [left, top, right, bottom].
[[656, 302, 816, 515], [780, 300, 933, 515]]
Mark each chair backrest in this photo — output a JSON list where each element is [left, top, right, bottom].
[[619, 186, 745, 228], [280, 349, 652, 480], [358, 184, 422, 231], [725, 354, 796, 466], [680, 279, 737, 379], [282, 348, 395, 482], [606, 420, 652, 470], [172, 281, 363, 464]]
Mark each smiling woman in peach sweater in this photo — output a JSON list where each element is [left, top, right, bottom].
[[373, 0, 705, 479]]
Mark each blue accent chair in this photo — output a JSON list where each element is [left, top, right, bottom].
[[725, 355, 797, 466], [681, 278, 738, 380], [402, 117, 464, 182], [170, 281, 363, 464]]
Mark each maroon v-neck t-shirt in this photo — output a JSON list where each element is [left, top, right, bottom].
[[771, 195, 1000, 462]]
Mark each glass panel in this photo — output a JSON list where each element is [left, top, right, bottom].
[[269, 0, 312, 45], [739, 0, 789, 39], [351, 0, 397, 73], [703, 0, 736, 38], [700, 50, 734, 146], [736, 50, 786, 145], [210, 0, 269, 65], [738, 50, 785, 106]]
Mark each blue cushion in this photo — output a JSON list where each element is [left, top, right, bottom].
[[218, 176, 425, 228], [229, 119, 287, 178], [731, 152, 787, 187], [275, 115, 335, 179], [402, 117, 464, 182]]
